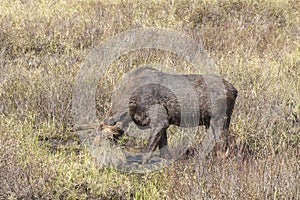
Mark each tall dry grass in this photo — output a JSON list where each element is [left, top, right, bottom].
[[0, 0, 299, 199]]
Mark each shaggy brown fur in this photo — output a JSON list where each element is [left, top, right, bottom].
[[99, 67, 238, 164]]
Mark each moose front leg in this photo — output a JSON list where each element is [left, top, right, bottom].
[[142, 104, 169, 164], [157, 128, 172, 159], [142, 127, 163, 164]]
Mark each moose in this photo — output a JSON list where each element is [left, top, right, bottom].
[[97, 66, 238, 164]]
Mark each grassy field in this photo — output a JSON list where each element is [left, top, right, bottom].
[[0, 0, 299, 199]]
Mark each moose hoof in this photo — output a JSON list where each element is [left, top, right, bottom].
[[142, 152, 152, 165], [159, 148, 172, 160]]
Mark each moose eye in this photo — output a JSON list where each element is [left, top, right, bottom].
[[103, 118, 116, 126], [110, 121, 117, 126]]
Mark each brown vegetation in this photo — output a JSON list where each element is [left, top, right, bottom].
[[0, 0, 299, 199]]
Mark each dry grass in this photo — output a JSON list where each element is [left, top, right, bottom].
[[0, 0, 299, 199]]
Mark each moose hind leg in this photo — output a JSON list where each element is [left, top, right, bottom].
[[201, 117, 225, 159]]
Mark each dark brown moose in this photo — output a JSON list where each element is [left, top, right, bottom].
[[98, 67, 238, 164]]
